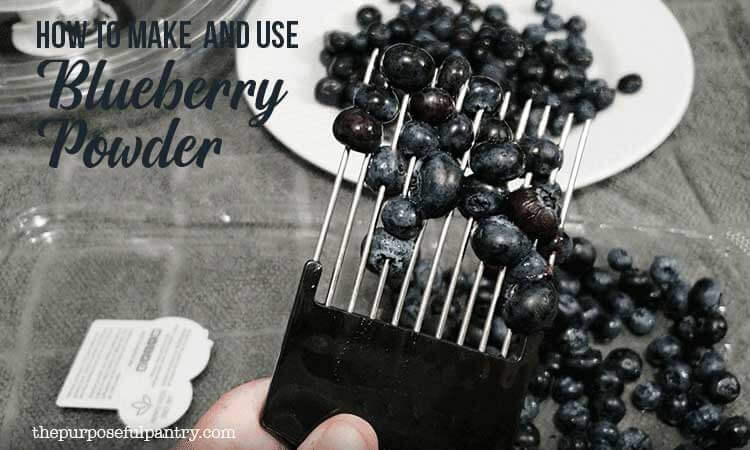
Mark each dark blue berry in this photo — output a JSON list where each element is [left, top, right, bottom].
[[519, 394, 540, 423], [607, 248, 632, 272], [366, 23, 392, 49], [502, 279, 559, 333], [470, 141, 526, 184], [717, 415, 750, 448], [518, 56, 546, 81], [694, 313, 728, 346], [545, 350, 564, 375], [631, 382, 663, 411], [315, 77, 345, 106], [593, 315, 623, 343], [409, 87, 455, 125], [706, 370, 740, 404], [509, 251, 551, 285], [649, 255, 680, 285], [523, 24, 548, 46], [520, 137, 563, 176], [688, 278, 722, 315], [539, 231, 573, 265], [381, 43, 435, 93], [535, 0, 553, 13], [514, 422, 540, 448], [398, 121, 440, 158], [658, 393, 689, 426], [477, 117, 513, 144], [684, 404, 721, 435], [484, 5, 507, 25], [552, 375, 585, 403], [529, 366, 552, 400], [363, 228, 415, 277], [471, 215, 533, 266], [366, 146, 405, 196], [554, 400, 591, 434], [555, 268, 581, 296], [560, 327, 589, 355], [381, 198, 422, 240], [617, 427, 651, 450], [589, 421, 620, 446], [508, 185, 561, 239], [562, 237, 596, 274], [555, 294, 585, 331], [574, 98, 597, 121], [357, 5, 382, 28], [493, 27, 526, 60], [605, 347, 642, 382], [618, 74, 643, 94], [626, 307, 656, 336], [693, 349, 726, 382], [410, 152, 462, 219], [591, 395, 626, 424], [589, 367, 625, 397], [544, 13, 565, 31], [563, 348, 603, 377], [354, 85, 400, 122], [438, 113, 474, 158], [663, 281, 690, 320], [333, 107, 383, 153], [646, 335, 682, 367], [567, 33, 586, 50], [674, 315, 697, 344], [658, 361, 692, 393], [490, 316, 509, 348], [463, 76, 503, 114], [566, 16, 587, 33], [387, 18, 413, 43], [325, 31, 352, 53], [601, 290, 635, 318], [557, 435, 588, 450], [458, 175, 508, 219]]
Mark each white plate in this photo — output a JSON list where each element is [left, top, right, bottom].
[[237, 0, 693, 188]]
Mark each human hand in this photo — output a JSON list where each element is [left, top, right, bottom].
[[176, 377, 378, 450]]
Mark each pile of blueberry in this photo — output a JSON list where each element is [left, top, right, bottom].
[[316, 0, 643, 137], [508, 240, 748, 449]]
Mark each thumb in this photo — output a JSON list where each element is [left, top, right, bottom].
[[298, 414, 378, 450]]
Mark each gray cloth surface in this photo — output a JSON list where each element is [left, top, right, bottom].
[[0, 0, 749, 448]]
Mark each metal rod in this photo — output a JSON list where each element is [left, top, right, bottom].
[[479, 267, 506, 351], [391, 227, 426, 326], [370, 259, 390, 319], [457, 263, 484, 345], [348, 185, 387, 312], [324, 154, 371, 306], [549, 113, 575, 184]]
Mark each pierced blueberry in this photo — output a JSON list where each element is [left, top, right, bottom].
[[693, 349, 726, 382], [663, 281, 690, 320], [539, 231, 573, 265], [617, 427, 651, 450], [398, 121, 440, 158], [381, 198, 422, 240], [520, 137, 563, 176], [409, 87, 456, 125], [631, 382, 663, 411], [354, 85, 400, 122], [315, 77, 345, 106], [684, 404, 721, 435], [477, 116, 513, 144], [357, 5, 382, 29], [574, 98, 597, 121], [554, 400, 591, 435], [607, 248, 632, 271], [688, 278, 722, 315], [366, 145, 405, 196], [366, 23, 392, 49], [529, 366, 553, 399], [646, 335, 682, 367], [464, 76, 503, 114], [591, 395, 626, 424], [519, 394, 540, 423], [508, 186, 561, 239], [470, 141, 526, 184], [618, 74, 643, 94], [566, 16, 587, 33], [333, 107, 383, 153], [410, 152, 462, 219], [589, 367, 625, 397], [437, 54, 472, 96], [717, 416, 750, 448], [324, 31, 352, 53], [560, 327, 589, 356], [562, 237, 597, 275], [658, 393, 689, 426], [363, 228, 415, 278], [471, 216, 532, 266], [381, 44, 436, 93], [589, 421, 620, 447], [626, 307, 656, 336], [706, 370, 740, 404], [438, 113, 475, 158], [514, 422, 540, 448], [502, 279, 559, 333], [604, 347, 643, 382], [459, 175, 508, 219], [658, 361, 692, 393]]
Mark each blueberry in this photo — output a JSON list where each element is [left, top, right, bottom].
[[521, 137, 563, 176], [363, 228, 415, 277], [519, 80, 548, 105], [562, 237, 597, 274], [484, 5, 507, 25], [387, 18, 413, 43], [410, 152, 462, 219], [684, 404, 721, 435], [650, 256, 680, 285], [589, 421, 620, 446], [438, 113, 475, 158], [555, 294, 585, 331], [381, 198, 422, 240], [593, 314, 623, 343], [464, 76, 503, 114], [319, 49, 334, 67], [514, 422, 540, 448], [688, 278, 722, 315], [554, 400, 591, 434], [646, 335, 682, 367], [350, 32, 369, 53], [328, 54, 358, 80], [529, 366, 552, 399], [555, 268, 581, 296], [366, 146, 406, 196], [519, 394, 540, 423], [605, 347, 643, 382], [607, 248, 632, 271], [547, 64, 571, 89], [694, 313, 728, 346], [409, 87, 455, 125], [619, 269, 652, 300], [585, 268, 619, 297], [412, 30, 438, 47], [618, 74, 643, 94], [574, 98, 597, 121], [315, 77, 345, 106], [552, 375, 585, 403], [381, 43, 435, 93], [451, 27, 475, 52], [493, 27, 526, 60], [535, 0, 553, 13], [562, 348, 603, 377], [324, 31, 352, 53], [357, 5, 382, 29], [673, 444, 700, 450], [626, 307, 656, 336], [471, 215, 532, 266], [591, 395, 626, 424], [663, 281, 690, 320], [509, 251, 551, 285], [674, 316, 697, 344], [617, 427, 651, 450], [601, 290, 635, 318], [470, 142, 526, 184], [333, 107, 383, 153], [461, 2, 483, 20], [489, 316, 509, 348], [544, 13, 565, 31], [423, 41, 451, 65], [566, 16, 587, 33], [544, 350, 564, 375], [589, 85, 616, 111], [519, 56, 546, 81], [658, 361, 692, 393], [502, 279, 558, 333], [539, 231, 574, 265], [631, 382, 663, 411], [353, 85, 400, 122], [557, 435, 588, 450], [658, 393, 689, 426], [693, 349, 725, 382], [560, 327, 589, 355], [458, 175, 508, 219], [717, 416, 750, 448], [567, 33, 587, 50], [367, 23, 393, 49], [507, 186, 561, 239], [589, 367, 625, 397], [706, 370, 740, 404], [568, 46, 594, 69], [477, 117, 513, 144], [478, 61, 509, 84], [398, 121, 440, 158]]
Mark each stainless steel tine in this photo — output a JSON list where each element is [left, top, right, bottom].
[[456, 99, 533, 346], [350, 82, 413, 313], [390, 78, 472, 326], [313, 48, 380, 263], [435, 91, 512, 339], [479, 104, 552, 352], [549, 113, 575, 184]]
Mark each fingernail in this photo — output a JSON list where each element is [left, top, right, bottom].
[[319, 420, 371, 450]]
